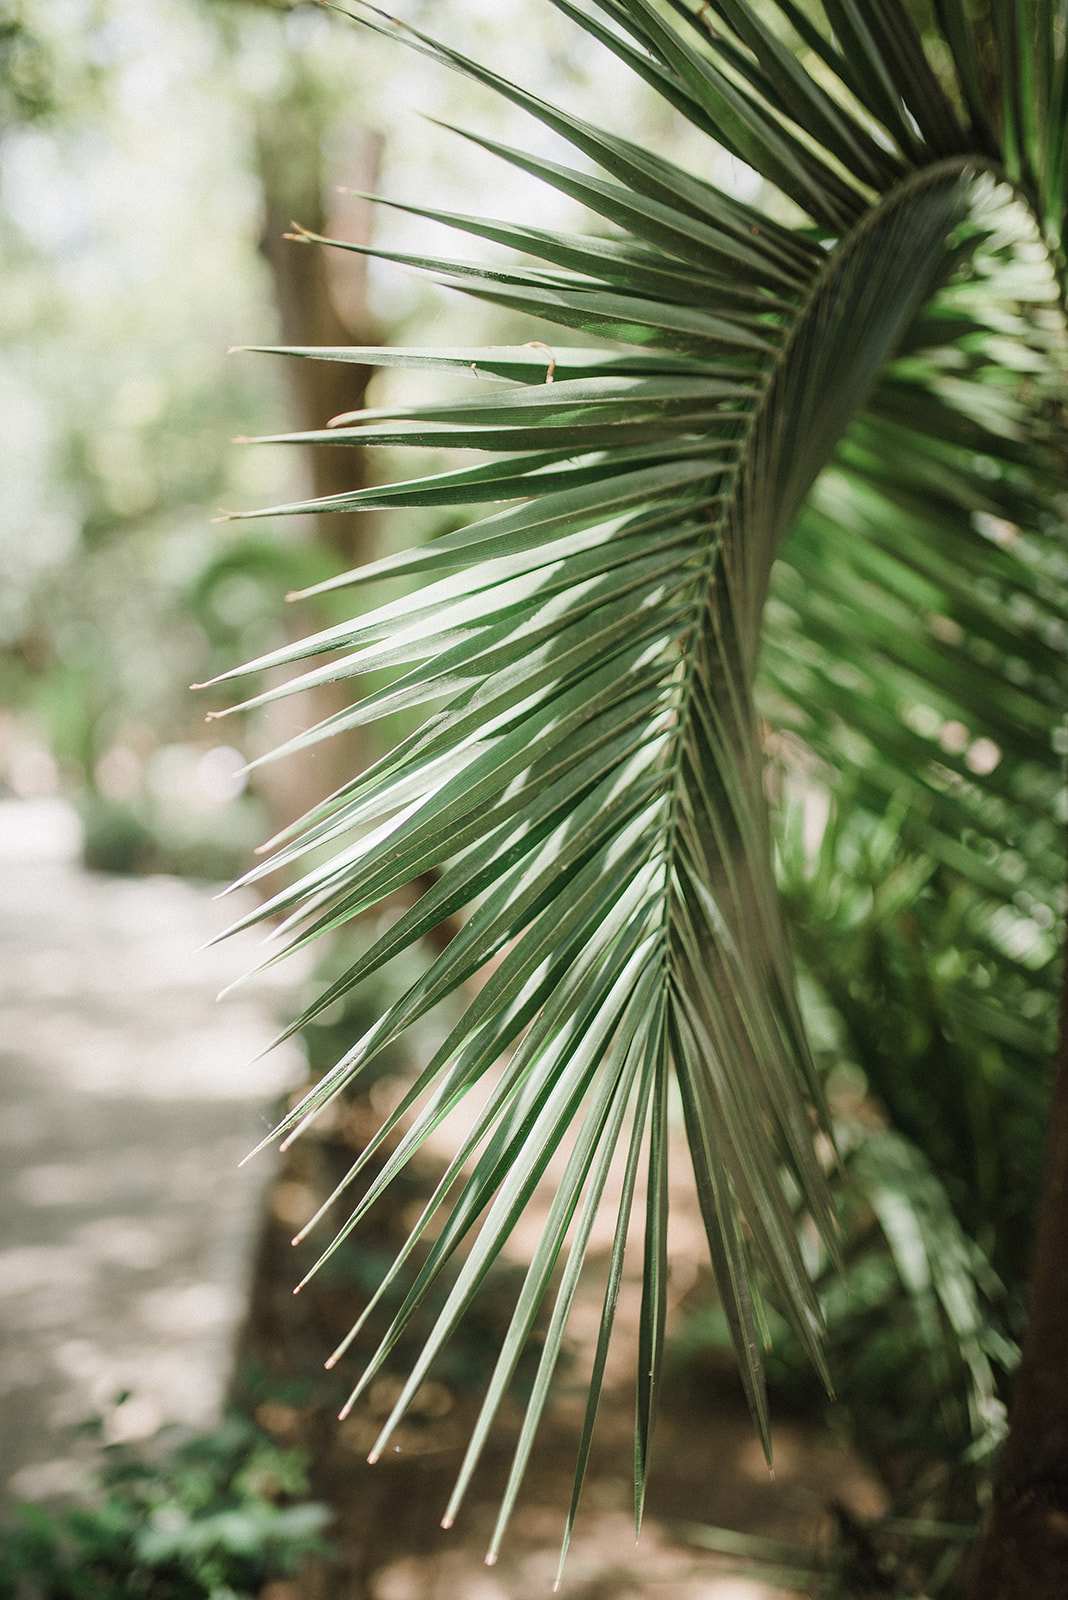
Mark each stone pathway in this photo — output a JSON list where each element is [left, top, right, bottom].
[[0, 799, 306, 1502]]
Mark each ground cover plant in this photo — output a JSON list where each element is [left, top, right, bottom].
[[201, 2, 1068, 1591], [0, 1417, 330, 1600]]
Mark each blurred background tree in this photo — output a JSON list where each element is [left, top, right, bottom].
[[0, 0, 291, 872], [0, 0, 637, 864]]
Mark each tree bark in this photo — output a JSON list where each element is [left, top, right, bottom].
[[967, 928, 1068, 1596], [252, 112, 384, 835], [258, 121, 383, 565]]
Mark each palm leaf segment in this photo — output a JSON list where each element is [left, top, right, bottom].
[[205, 0, 1068, 1565]]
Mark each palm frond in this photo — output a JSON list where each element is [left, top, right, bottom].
[[204, 0, 1068, 1563]]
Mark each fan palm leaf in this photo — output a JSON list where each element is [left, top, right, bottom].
[[201, 0, 1068, 1566]]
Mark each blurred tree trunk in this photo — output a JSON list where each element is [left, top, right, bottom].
[[968, 936, 1068, 1596], [253, 103, 383, 832], [257, 121, 382, 564]]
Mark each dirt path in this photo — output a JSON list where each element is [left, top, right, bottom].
[[0, 799, 305, 1502], [239, 1094, 886, 1600]]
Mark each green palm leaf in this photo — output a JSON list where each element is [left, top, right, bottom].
[[203, 0, 1068, 1565]]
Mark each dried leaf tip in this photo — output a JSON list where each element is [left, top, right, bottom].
[[521, 340, 556, 383]]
